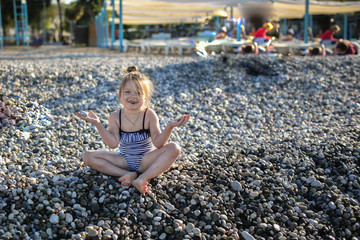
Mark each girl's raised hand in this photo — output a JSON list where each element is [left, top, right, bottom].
[[76, 110, 100, 125], [169, 114, 190, 127]]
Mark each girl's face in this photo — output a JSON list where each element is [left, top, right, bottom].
[[120, 81, 146, 111]]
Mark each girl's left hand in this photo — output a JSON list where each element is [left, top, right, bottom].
[[76, 110, 100, 125], [169, 114, 190, 127]]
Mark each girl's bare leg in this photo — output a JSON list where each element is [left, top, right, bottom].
[[82, 150, 136, 186], [132, 142, 181, 193]]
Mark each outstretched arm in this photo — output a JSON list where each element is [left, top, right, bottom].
[[148, 110, 190, 149], [76, 110, 120, 149]]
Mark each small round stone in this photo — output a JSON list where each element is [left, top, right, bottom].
[[49, 215, 59, 224]]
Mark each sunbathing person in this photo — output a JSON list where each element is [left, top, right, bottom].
[[237, 43, 259, 54], [298, 27, 314, 41], [333, 40, 359, 55], [282, 28, 295, 41], [306, 45, 326, 56], [216, 27, 228, 40]]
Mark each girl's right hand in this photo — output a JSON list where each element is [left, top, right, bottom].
[[76, 110, 100, 125], [169, 114, 190, 127]]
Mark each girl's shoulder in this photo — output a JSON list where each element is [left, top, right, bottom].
[[145, 108, 158, 119], [144, 108, 158, 129], [110, 109, 121, 118], [145, 108, 161, 123], [108, 110, 121, 128], [109, 109, 121, 124]]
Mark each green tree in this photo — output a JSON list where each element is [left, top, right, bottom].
[[65, 2, 83, 22], [73, 0, 104, 25]]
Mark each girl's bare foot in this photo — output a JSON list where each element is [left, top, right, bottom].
[[119, 172, 137, 186], [132, 178, 149, 193]]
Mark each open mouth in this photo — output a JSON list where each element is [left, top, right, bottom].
[[128, 100, 138, 104]]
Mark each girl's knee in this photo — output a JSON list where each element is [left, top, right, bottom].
[[82, 151, 93, 166], [167, 142, 181, 156]]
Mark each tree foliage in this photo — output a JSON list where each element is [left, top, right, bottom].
[[66, 0, 104, 25], [65, 2, 83, 21], [1, 0, 104, 37]]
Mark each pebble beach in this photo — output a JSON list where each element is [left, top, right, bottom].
[[0, 47, 360, 240]]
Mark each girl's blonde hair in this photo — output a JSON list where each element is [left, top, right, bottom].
[[118, 66, 154, 107], [330, 25, 340, 32]]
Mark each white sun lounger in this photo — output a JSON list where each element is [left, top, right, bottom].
[[113, 39, 145, 53]]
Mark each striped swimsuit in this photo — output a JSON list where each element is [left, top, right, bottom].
[[119, 108, 156, 172]]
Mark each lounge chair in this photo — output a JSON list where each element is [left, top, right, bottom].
[[113, 39, 145, 53], [166, 39, 196, 55]]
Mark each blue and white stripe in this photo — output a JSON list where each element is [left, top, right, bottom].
[[119, 108, 156, 172]]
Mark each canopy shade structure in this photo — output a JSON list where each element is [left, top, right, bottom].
[[273, 0, 360, 16], [100, 0, 360, 51], [109, 16, 204, 24], [106, 0, 231, 12], [105, 0, 237, 24], [154, 0, 242, 3], [106, 0, 360, 25], [108, 11, 210, 25], [241, 0, 360, 19]]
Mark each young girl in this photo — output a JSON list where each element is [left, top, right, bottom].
[[253, 22, 273, 41], [320, 25, 340, 44], [76, 66, 190, 193]]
